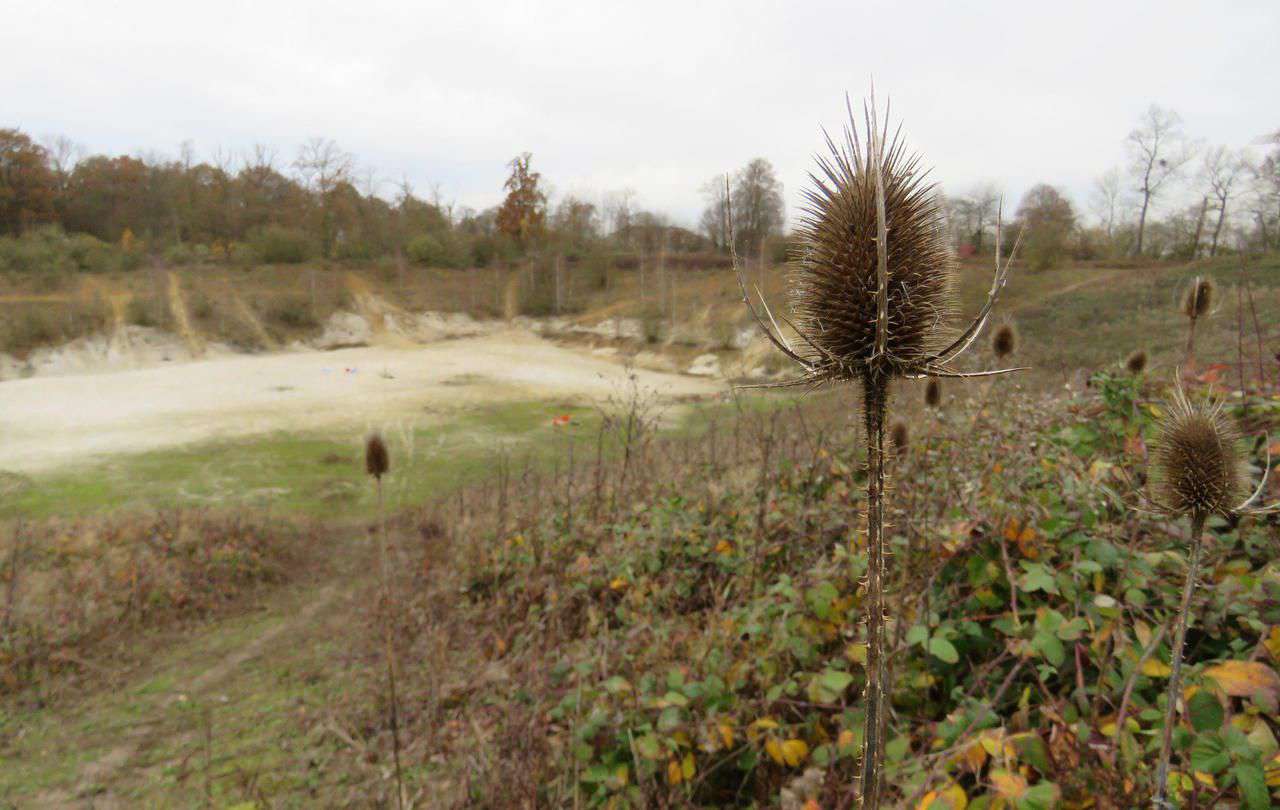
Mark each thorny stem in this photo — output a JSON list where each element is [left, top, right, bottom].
[[377, 478, 406, 810], [1153, 512, 1205, 810], [860, 376, 889, 810]]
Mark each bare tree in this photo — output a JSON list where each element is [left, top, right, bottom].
[[602, 188, 637, 244], [964, 183, 1000, 252], [730, 158, 784, 254], [39, 134, 82, 190], [1249, 131, 1280, 250], [1089, 167, 1126, 241], [1127, 105, 1196, 256], [1202, 145, 1245, 257], [293, 138, 354, 258], [698, 175, 731, 251]]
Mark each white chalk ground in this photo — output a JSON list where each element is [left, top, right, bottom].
[[0, 329, 719, 474]]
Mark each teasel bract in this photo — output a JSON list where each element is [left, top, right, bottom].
[[732, 93, 1022, 808], [1147, 380, 1277, 808], [924, 378, 941, 408]]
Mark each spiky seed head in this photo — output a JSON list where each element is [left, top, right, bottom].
[[790, 108, 956, 383], [1125, 349, 1149, 375], [991, 324, 1017, 360], [1152, 386, 1243, 519], [1181, 277, 1214, 319], [890, 420, 909, 454], [924, 378, 941, 408], [365, 433, 389, 479]]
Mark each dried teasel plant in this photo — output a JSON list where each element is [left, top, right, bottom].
[[991, 323, 1018, 361], [889, 420, 909, 455], [365, 434, 405, 810], [1126, 348, 1149, 376], [1180, 276, 1214, 367], [730, 93, 1022, 808], [924, 378, 941, 409], [1144, 381, 1278, 808]]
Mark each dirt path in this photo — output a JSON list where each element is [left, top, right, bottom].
[[0, 329, 716, 474]]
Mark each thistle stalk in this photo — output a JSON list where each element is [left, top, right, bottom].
[[860, 376, 889, 807], [1152, 514, 1204, 809]]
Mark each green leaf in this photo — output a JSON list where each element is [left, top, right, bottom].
[[1189, 732, 1230, 774], [1019, 563, 1059, 595], [928, 637, 960, 664], [635, 734, 662, 759], [1017, 781, 1061, 810], [806, 582, 839, 620], [1186, 690, 1224, 733], [1032, 630, 1066, 667], [905, 624, 929, 647], [1232, 760, 1269, 810]]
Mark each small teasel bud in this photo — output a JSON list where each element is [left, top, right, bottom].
[[1152, 386, 1242, 519], [924, 378, 941, 408], [365, 433, 390, 479], [890, 420, 909, 454], [1125, 349, 1148, 376], [1181, 277, 1214, 319], [991, 323, 1017, 360]]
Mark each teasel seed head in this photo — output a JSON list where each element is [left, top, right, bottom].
[[991, 323, 1018, 360], [365, 433, 390, 479], [1181, 277, 1214, 319], [924, 378, 941, 408], [1125, 349, 1149, 375], [890, 420, 909, 454], [1152, 384, 1243, 519], [788, 105, 956, 384]]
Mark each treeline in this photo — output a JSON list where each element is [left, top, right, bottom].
[[943, 107, 1280, 269], [0, 132, 737, 275]]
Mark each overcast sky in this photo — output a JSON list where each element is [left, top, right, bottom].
[[5, 0, 1277, 228]]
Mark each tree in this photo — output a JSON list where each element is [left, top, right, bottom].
[[495, 152, 547, 247], [0, 129, 56, 235], [698, 175, 732, 252], [730, 158, 784, 254], [1127, 105, 1196, 256], [963, 183, 1000, 252], [1249, 130, 1280, 250], [1089, 167, 1126, 242], [1016, 184, 1076, 270], [293, 138, 353, 258], [550, 195, 599, 247], [602, 188, 637, 244], [1201, 145, 1245, 257]]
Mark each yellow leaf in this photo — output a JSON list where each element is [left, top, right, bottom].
[[667, 758, 682, 785], [781, 738, 809, 767], [718, 722, 734, 749], [990, 770, 1029, 799], [682, 752, 695, 780], [1264, 627, 1280, 663], [803, 800, 821, 810], [1193, 771, 1216, 787], [838, 729, 856, 750], [748, 717, 780, 743], [846, 643, 868, 665], [609, 576, 628, 591], [714, 539, 733, 555], [1203, 660, 1280, 703], [1141, 658, 1172, 678], [918, 782, 968, 810], [765, 738, 785, 765]]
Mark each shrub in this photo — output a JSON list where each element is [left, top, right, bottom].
[[249, 225, 313, 264]]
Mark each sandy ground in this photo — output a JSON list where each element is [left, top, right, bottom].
[[0, 329, 719, 474]]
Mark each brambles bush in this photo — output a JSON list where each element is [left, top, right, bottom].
[[320, 378, 1279, 808]]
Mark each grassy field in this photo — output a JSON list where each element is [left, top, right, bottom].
[[2, 252, 1279, 807]]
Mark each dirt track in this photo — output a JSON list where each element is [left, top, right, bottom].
[[0, 329, 717, 474]]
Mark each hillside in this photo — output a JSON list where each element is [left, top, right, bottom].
[[1, 254, 1278, 808]]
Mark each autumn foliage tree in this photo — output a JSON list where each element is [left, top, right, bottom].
[[1016, 183, 1076, 270], [496, 152, 547, 247], [0, 129, 56, 235]]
